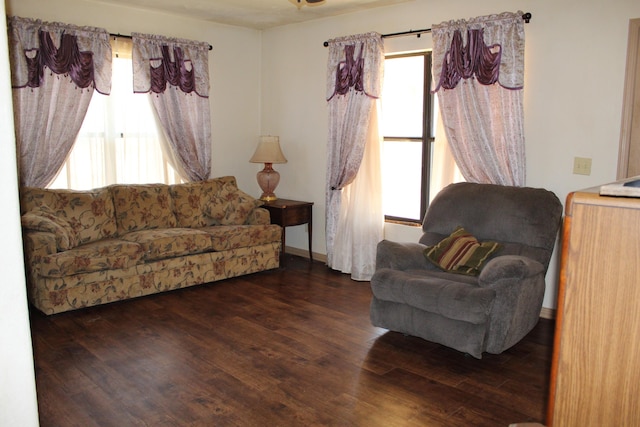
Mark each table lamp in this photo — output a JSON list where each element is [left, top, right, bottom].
[[249, 136, 287, 201]]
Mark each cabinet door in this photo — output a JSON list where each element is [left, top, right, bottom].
[[551, 196, 640, 426]]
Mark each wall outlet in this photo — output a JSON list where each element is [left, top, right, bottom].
[[573, 157, 592, 175]]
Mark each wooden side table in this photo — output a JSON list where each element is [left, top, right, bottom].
[[262, 199, 313, 262]]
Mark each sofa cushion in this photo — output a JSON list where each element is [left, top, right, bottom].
[[370, 268, 495, 324], [169, 177, 236, 228], [205, 183, 263, 225], [120, 228, 213, 261], [21, 205, 80, 250], [20, 187, 118, 245], [111, 184, 177, 234], [424, 227, 502, 276], [38, 239, 145, 278], [203, 224, 281, 251]]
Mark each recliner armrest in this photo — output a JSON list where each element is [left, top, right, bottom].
[[478, 255, 544, 287], [375, 240, 434, 271], [479, 255, 547, 354]]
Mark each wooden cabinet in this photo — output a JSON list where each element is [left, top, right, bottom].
[[548, 187, 640, 426]]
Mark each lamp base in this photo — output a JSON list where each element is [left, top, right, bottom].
[[256, 163, 280, 201]]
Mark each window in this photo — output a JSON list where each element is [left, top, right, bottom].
[[49, 38, 181, 190], [381, 51, 435, 224]]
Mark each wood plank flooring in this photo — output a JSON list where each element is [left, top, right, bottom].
[[30, 255, 554, 427]]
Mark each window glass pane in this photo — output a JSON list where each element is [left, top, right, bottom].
[[380, 51, 460, 223], [381, 55, 424, 138], [381, 139, 422, 220]]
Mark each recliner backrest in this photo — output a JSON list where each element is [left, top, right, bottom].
[[419, 182, 563, 271]]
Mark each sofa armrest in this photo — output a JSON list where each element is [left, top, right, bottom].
[[22, 231, 57, 277], [246, 207, 271, 225], [23, 231, 57, 256], [375, 240, 434, 271], [478, 255, 545, 287]]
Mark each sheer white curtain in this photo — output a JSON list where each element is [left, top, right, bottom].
[[326, 32, 384, 281], [429, 100, 465, 203], [331, 103, 384, 279], [50, 37, 180, 190], [432, 11, 526, 186]]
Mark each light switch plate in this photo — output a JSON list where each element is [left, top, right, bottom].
[[573, 157, 592, 175]]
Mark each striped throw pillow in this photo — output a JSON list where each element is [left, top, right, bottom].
[[424, 227, 502, 276]]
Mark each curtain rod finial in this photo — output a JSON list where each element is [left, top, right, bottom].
[[522, 12, 532, 23]]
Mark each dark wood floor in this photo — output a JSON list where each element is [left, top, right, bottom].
[[30, 254, 554, 427]]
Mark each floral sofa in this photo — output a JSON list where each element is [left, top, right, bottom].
[[20, 176, 282, 314]]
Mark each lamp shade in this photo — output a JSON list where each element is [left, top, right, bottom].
[[249, 136, 288, 164]]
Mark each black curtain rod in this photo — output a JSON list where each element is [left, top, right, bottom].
[[110, 33, 213, 51], [322, 12, 531, 47]]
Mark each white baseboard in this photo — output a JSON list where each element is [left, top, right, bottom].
[[283, 246, 327, 263], [540, 307, 556, 320]]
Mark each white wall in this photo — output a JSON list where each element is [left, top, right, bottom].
[[261, 0, 640, 309], [0, 0, 39, 424]]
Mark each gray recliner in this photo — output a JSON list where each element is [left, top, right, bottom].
[[370, 182, 563, 358]]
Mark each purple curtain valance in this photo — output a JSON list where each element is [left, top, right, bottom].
[[432, 11, 525, 92], [149, 45, 197, 94], [132, 33, 210, 98], [24, 31, 95, 90], [434, 28, 502, 91], [8, 16, 112, 95], [331, 44, 365, 99], [326, 32, 383, 101]]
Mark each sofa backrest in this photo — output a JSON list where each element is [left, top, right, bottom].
[[20, 187, 118, 245], [169, 176, 237, 228], [419, 182, 563, 271], [109, 183, 178, 234], [20, 176, 260, 246]]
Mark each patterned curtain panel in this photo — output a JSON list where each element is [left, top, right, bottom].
[[132, 33, 211, 182], [7, 16, 111, 187], [325, 32, 384, 281], [432, 11, 526, 186]]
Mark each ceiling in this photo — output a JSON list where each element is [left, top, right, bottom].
[[82, 0, 414, 30]]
